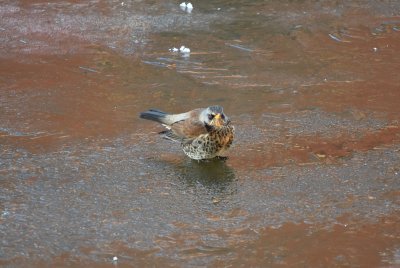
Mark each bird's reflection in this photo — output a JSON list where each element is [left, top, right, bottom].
[[174, 158, 237, 196]]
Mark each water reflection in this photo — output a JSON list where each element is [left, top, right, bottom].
[[179, 158, 235, 185], [161, 157, 237, 198]]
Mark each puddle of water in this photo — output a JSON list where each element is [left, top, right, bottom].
[[1, 0, 400, 267]]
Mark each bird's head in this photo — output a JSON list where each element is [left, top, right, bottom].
[[200, 105, 230, 128]]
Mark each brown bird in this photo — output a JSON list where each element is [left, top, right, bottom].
[[139, 105, 234, 160]]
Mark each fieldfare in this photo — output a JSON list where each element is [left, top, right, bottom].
[[140, 105, 234, 160]]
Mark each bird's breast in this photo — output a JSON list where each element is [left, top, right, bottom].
[[211, 125, 234, 146]]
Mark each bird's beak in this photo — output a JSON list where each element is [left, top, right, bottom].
[[213, 113, 222, 127]]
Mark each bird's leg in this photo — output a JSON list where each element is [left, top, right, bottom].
[[215, 156, 228, 161], [196, 158, 211, 163]]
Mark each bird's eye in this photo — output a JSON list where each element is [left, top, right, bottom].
[[221, 114, 225, 119], [208, 114, 214, 120]]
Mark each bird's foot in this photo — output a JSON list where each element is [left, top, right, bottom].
[[215, 156, 228, 161], [193, 156, 228, 163], [195, 158, 211, 163]]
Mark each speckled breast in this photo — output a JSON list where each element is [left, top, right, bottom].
[[181, 125, 234, 160]]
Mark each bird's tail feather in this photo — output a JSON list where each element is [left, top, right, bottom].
[[140, 109, 168, 124]]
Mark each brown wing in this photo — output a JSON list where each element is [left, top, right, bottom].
[[169, 110, 208, 139]]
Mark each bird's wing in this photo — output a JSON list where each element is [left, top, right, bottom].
[[165, 108, 201, 125], [158, 130, 182, 142], [170, 117, 208, 140]]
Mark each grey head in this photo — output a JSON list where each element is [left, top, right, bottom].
[[199, 105, 229, 127]]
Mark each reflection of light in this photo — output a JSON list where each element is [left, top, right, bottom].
[[169, 45, 191, 57], [180, 46, 191, 54], [186, 3, 193, 13], [179, 2, 186, 12], [179, 2, 193, 13]]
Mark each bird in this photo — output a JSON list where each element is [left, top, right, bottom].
[[139, 105, 234, 160]]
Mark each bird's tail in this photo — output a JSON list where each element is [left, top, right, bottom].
[[139, 109, 169, 124]]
